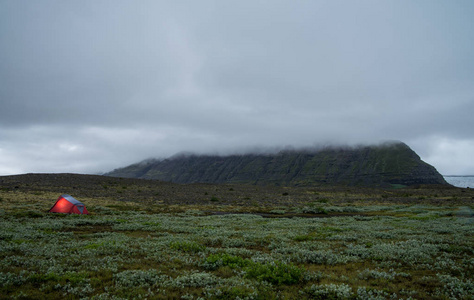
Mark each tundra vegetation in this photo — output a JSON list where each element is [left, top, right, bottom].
[[0, 174, 473, 299]]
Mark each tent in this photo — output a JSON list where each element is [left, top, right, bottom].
[[48, 194, 89, 214]]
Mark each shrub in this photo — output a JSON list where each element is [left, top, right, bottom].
[[358, 268, 409, 281], [356, 287, 391, 300], [28, 272, 61, 284], [204, 254, 304, 285], [173, 272, 219, 288], [204, 285, 257, 299], [304, 283, 353, 299], [170, 241, 204, 253], [203, 253, 250, 270], [0, 272, 27, 287], [293, 234, 314, 242], [114, 269, 166, 288], [203, 277, 260, 299], [435, 274, 474, 299], [244, 261, 304, 285]]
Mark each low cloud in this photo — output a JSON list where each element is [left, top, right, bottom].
[[1, 1, 473, 175]]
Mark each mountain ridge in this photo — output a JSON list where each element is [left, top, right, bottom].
[[106, 142, 448, 187]]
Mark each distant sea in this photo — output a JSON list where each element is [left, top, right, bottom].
[[443, 176, 474, 188]]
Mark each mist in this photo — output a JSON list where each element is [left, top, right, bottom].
[[1, 1, 473, 175]]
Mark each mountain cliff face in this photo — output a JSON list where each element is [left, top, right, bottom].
[[106, 142, 447, 187]]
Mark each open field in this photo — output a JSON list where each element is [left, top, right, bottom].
[[1, 174, 473, 299]]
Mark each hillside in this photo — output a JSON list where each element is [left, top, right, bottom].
[[106, 142, 447, 187]]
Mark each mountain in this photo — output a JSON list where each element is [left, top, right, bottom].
[[106, 142, 448, 187]]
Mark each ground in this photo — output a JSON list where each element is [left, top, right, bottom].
[[0, 174, 473, 299]]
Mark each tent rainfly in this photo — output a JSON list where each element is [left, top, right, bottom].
[[49, 194, 89, 214]]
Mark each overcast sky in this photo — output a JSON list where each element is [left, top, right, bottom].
[[1, 0, 473, 176]]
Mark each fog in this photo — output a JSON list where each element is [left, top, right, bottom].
[[1, 1, 473, 175]]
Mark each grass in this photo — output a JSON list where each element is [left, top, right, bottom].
[[0, 174, 473, 299]]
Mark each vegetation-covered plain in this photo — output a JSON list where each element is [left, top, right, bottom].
[[0, 174, 473, 299]]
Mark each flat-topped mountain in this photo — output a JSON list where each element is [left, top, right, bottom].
[[106, 142, 447, 187]]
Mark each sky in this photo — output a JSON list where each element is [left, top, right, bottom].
[[1, 0, 474, 176]]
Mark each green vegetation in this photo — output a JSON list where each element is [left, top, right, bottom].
[[204, 253, 304, 285], [1, 204, 473, 298], [0, 173, 472, 299], [106, 142, 448, 187], [170, 241, 205, 253]]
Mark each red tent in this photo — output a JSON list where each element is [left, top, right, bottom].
[[48, 194, 89, 214]]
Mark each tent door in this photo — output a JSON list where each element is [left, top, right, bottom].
[[76, 205, 85, 214]]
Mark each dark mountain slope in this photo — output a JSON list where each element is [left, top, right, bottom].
[[106, 142, 447, 187]]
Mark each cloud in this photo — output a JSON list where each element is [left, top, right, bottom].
[[0, 0, 473, 175], [410, 137, 474, 175]]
